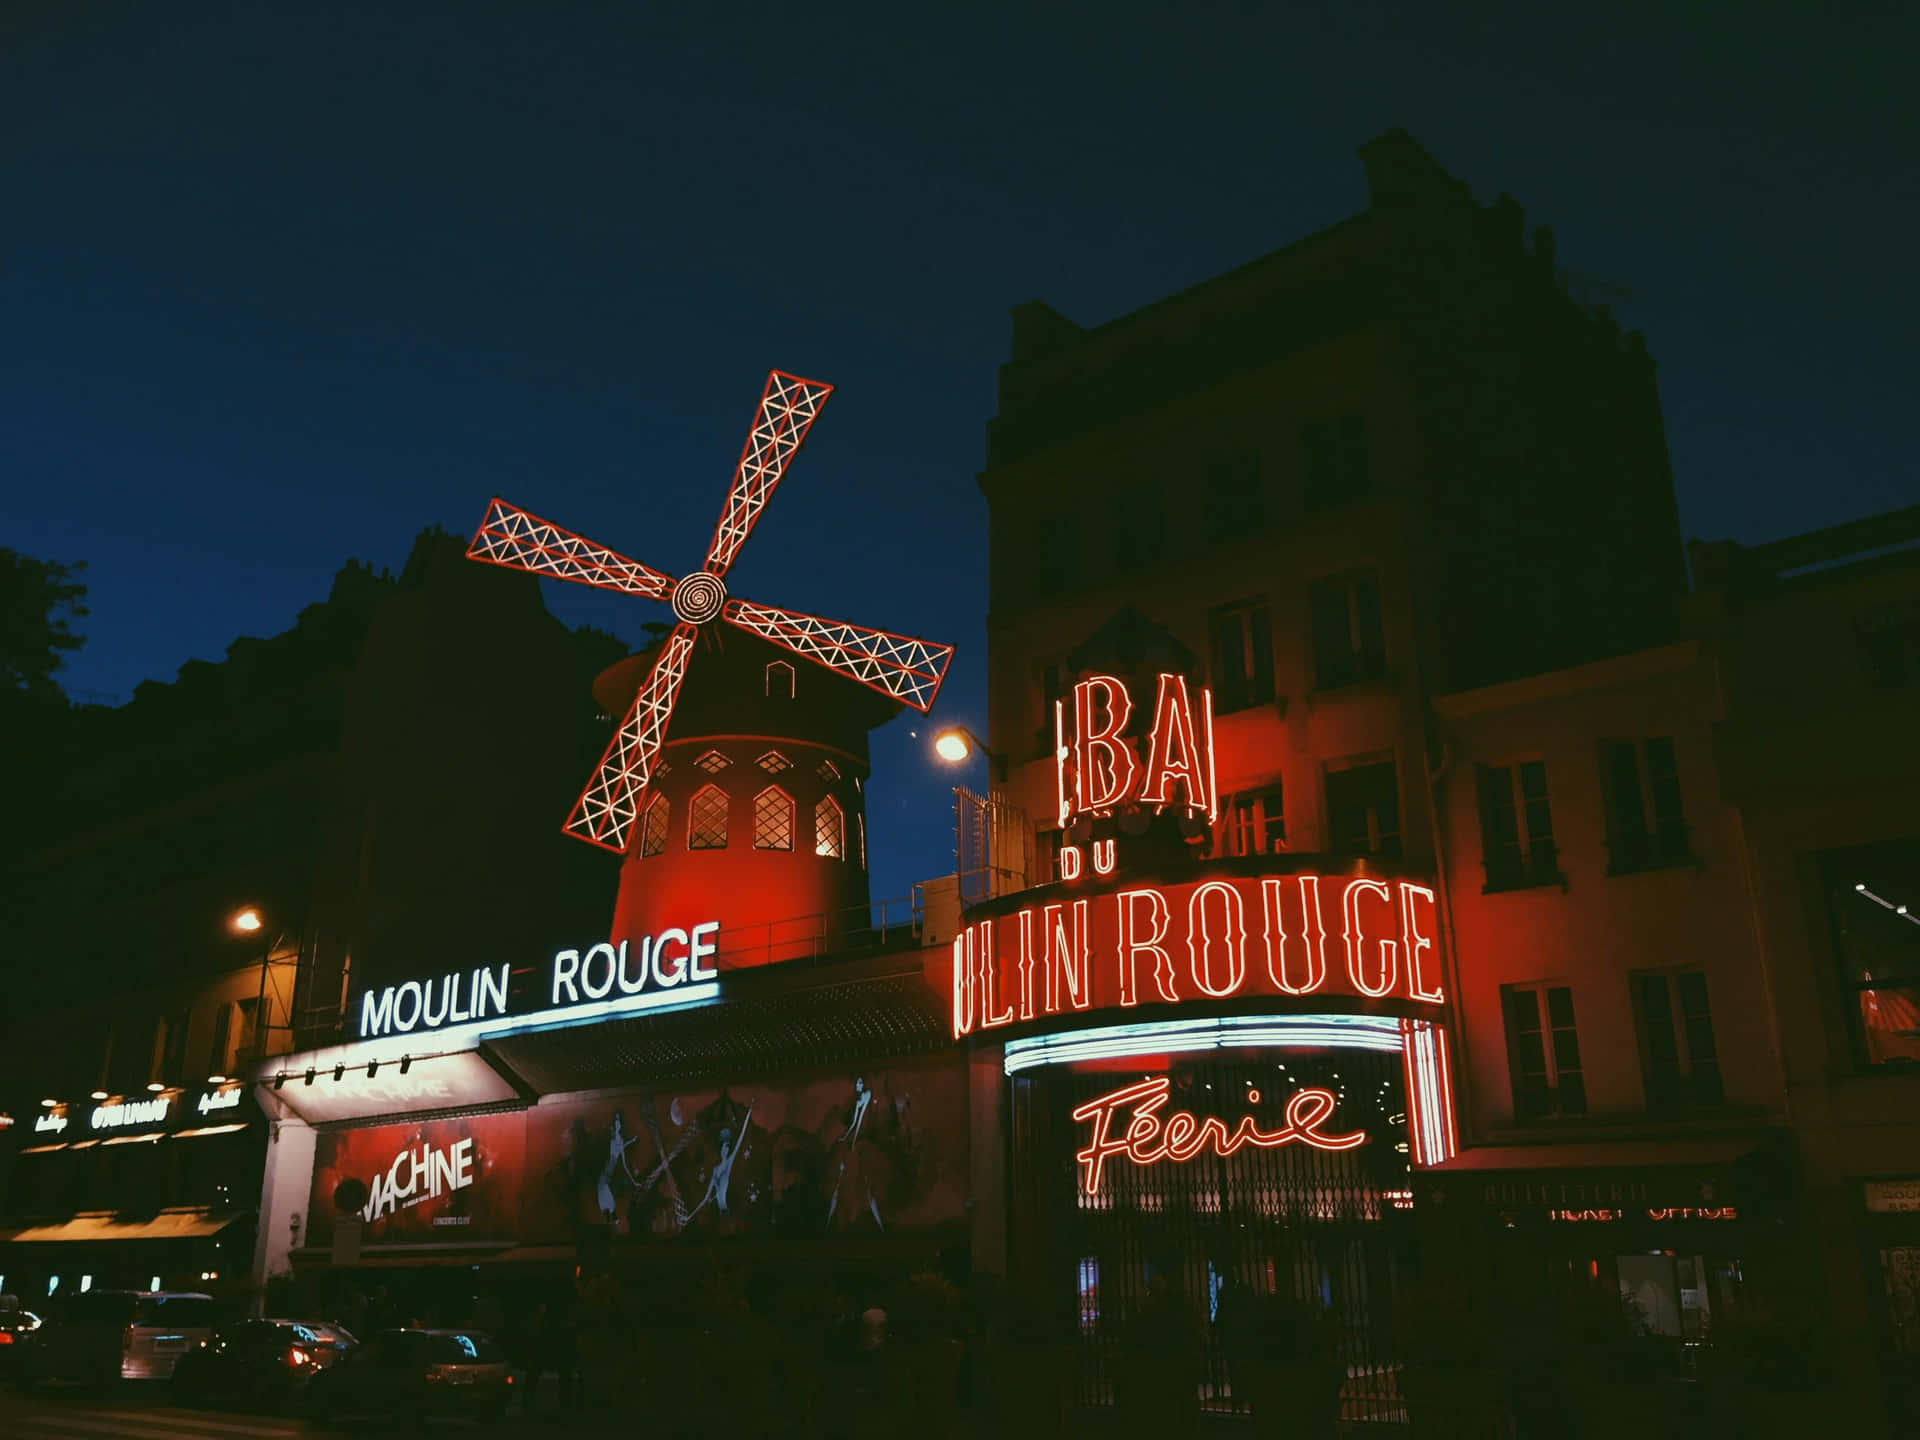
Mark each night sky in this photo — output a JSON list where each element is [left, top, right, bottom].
[[5, 2, 1914, 901]]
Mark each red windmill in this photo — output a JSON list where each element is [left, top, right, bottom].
[[466, 370, 955, 854]]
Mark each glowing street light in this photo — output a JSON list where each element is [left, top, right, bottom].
[[932, 724, 1006, 781], [229, 907, 263, 934]]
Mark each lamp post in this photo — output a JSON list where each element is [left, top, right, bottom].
[[932, 724, 1007, 783]]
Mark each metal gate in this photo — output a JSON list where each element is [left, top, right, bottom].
[[1028, 1048, 1416, 1422]]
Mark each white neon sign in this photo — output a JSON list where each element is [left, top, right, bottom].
[[91, 1096, 170, 1131]]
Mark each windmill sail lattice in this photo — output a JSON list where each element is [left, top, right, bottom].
[[466, 369, 956, 854]]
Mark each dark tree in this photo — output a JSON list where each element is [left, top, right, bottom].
[[0, 548, 88, 700]]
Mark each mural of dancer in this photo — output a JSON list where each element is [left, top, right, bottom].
[[827, 1075, 890, 1231]]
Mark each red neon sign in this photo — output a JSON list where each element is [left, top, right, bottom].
[[951, 870, 1444, 1038], [1058, 672, 1216, 828], [1071, 1076, 1366, 1195]]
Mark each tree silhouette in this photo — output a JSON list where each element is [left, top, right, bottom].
[[0, 548, 87, 701]]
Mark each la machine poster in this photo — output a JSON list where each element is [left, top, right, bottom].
[[307, 1057, 969, 1248]]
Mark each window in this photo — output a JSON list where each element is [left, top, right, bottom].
[[208, 1004, 232, 1077], [1599, 738, 1690, 872], [1326, 760, 1400, 858], [1635, 970, 1724, 1108], [815, 796, 845, 859], [815, 759, 841, 783], [753, 787, 794, 851], [766, 661, 795, 699], [1303, 415, 1369, 512], [1112, 482, 1166, 570], [1224, 786, 1285, 857], [694, 750, 732, 774], [639, 794, 669, 858], [1310, 571, 1387, 690], [1203, 453, 1263, 543], [152, 1010, 188, 1085], [688, 786, 729, 850], [1034, 512, 1079, 597], [1503, 985, 1587, 1119], [1477, 761, 1560, 889], [232, 997, 259, 1065], [1825, 837, 1920, 1067], [1209, 601, 1275, 714], [756, 751, 793, 774]]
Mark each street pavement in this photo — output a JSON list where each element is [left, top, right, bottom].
[[0, 1384, 513, 1439]]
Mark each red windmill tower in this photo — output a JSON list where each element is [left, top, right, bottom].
[[465, 370, 955, 856]]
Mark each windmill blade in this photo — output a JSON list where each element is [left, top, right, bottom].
[[723, 598, 954, 713], [702, 371, 834, 577], [564, 624, 699, 852], [469, 498, 678, 602]]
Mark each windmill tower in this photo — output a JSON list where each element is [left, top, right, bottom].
[[465, 369, 955, 965]]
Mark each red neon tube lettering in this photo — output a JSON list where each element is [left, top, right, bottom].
[[1114, 888, 1179, 1006], [1072, 675, 1137, 813], [1071, 1077, 1366, 1195], [1015, 909, 1038, 1021], [1186, 880, 1246, 998], [975, 920, 1013, 1028], [950, 933, 975, 1039], [1138, 673, 1209, 813], [1260, 875, 1328, 994], [1399, 882, 1443, 1003], [1041, 899, 1091, 1013], [1341, 878, 1398, 998]]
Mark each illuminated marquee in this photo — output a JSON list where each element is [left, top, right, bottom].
[[950, 870, 1443, 1038], [1054, 671, 1217, 839], [1072, 1075, 1366, 1195], [356, 923, 722, 1041]]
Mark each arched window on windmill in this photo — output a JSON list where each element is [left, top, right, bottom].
[[638, 793, 670, 858], [815, 795, 845, 860], [689, 785, 730, 850], [766, 660, 795, 699], [754, 786, 795, 851]]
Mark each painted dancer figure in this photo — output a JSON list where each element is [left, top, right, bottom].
[[679, 1100, 755, 1226], [596, 1110, 634, 1225], [826, 1075, 886, 1230]]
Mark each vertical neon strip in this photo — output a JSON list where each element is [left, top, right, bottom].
[[1400, 1019, 1426, 1166], [1203, 685, 1219, 823], [1054, 698, 1069, 829], [1435, 1025, 1458, 1161]]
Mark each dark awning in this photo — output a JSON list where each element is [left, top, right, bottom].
[[481, 947, 954, 1094]]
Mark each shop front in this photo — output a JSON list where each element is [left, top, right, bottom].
[[955, 854, 1456, 1421], [0, 1081, 262, 1303], [253, 941, 968, 1332], [1416, 1137, 1798, 1350]]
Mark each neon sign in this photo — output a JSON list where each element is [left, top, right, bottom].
[[34, 1111, 67, 1134], [1071, 1076, 1366, 1195], [355, 923, 722, 1041], [91, 1096, 170, 1131], [196, 1086, 242, 1116], [1055, 672, 1217, 831], [1549, 1206, 1739, 1223], [950, 870, 1443, 1038]]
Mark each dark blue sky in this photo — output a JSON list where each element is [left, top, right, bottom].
[[5, 2, 1914, 901]]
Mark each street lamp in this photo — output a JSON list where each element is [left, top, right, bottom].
[[229, 907, 263, 934], [932, 724, 1007, 782]]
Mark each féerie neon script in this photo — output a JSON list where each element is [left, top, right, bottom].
[[1070, 1076, 1366, 1194]]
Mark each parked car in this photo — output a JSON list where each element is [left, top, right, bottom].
[[26, 1290, 217, 1384], [307, 1328, 511, 1422], [0, 1300, 43, 1371], [172, 1318, 358, 1407]]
